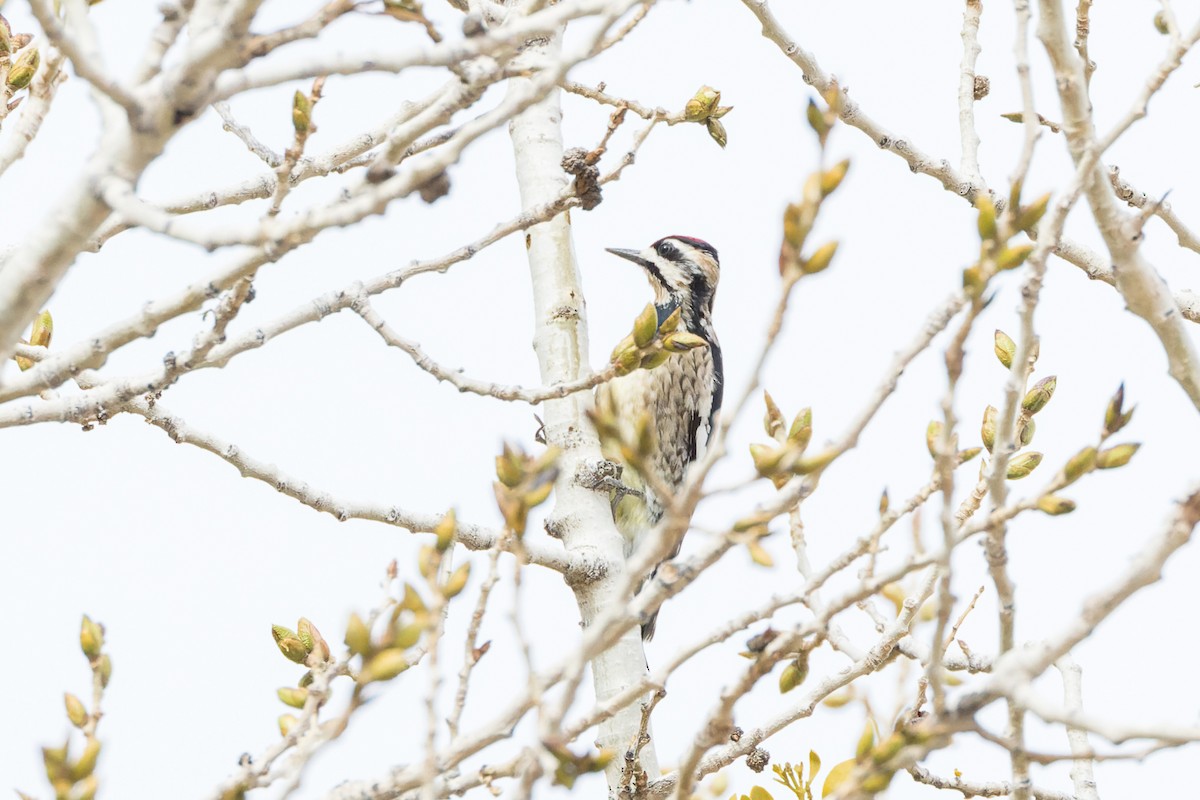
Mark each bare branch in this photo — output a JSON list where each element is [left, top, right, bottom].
[[29, 0, 142, 116], [1108, 164, 1200, 256], [124, 395, 574, 572], [736, 0, 1200, 331], [958, 0, 984, 182], [1056, 656, 1100, 800], [213, 100, 283, 166], [969, 486, 1200, 712], [1037, 0, 1200, 411], [353, 294, 619, 403], [908, 764, 1073, 800]]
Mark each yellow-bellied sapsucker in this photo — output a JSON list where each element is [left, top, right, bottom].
[[596, 235, 723, 639]]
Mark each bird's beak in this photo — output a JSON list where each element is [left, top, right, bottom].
[[606, 247, 654, 270]]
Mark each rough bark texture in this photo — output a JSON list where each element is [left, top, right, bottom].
[[506, 31, 658, 792]]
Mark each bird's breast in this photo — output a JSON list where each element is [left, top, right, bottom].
[[598, 347, 717, 490]]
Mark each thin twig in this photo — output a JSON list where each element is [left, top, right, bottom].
[[1056, 656, 1100, 800], [1074, 0, 1095, 87], [352, 293, 620, 403], [958, 0, 984, 183], [945, 585, 985, 650], [213, 100, 283, 166], [123, 395, 573, 572], [29, 0, 142, 116]]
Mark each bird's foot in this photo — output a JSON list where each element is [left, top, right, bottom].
[[597, 476, 644, 514], [577, 459, 643, 512]]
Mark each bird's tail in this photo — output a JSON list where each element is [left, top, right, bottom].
[[640, 610, 660, 641], [638, 563, 662, 640]]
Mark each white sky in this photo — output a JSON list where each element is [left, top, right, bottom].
[[3, 1, 1200, 798]]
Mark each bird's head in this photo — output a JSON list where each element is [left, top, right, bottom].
[[606, 235, 720, 331]]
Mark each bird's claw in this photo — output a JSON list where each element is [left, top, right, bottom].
[[578, 459, 642, 512], [592, 475, 643, 513]]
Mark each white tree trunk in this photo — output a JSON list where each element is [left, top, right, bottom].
[[506, 29, 658, 793]]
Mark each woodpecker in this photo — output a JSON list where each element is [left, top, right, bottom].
[[596, 235, 724, 639]]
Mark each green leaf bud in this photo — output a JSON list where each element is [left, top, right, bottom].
[[64, 693, 88, 728], [1022, 376, 1056, 414], [802, 241, 838, 275], [997, 244, 1035, 270], [779, 652, 808, 693], [788, 407, 812, 450], [1006, 451, 1042, 479], [750, 443, 783, 476], [1016, 192, 1051, 231], [958, 447, 982, 463], [976, 195, 997, 241], [926, 420, 944, 458], [1036, 495, 1076, 515], [296, 618, 316, 654], [820, 159, 850, 196], [662, 331, 708, 352], [345, 612, 371, 656], [981, 406, 997, 453], [633, 303, 657, 348], [292, 90, 312, 134], [1063, 446, 1097, 484], [684, 85, 720, 122], [658, 306, 682, 334], [495, 448, 523, 489], [793, 448, 836, 475], [278, 714, 299, 737], [806, 98, 830, 145], [705, 117, 728, 148], [871, 732, 905, 764], [640, 349, 671, 370], [1017, 416, 1035, 447], [276, 636, 309, 664], [962, 264, 986, 295], [80, 615, 103, 660], [400, 582, 426, 613], [72, 738, 101, 780], [29, 310, 53, 348], [394, 621, 422, 648], [359, 648, 411, 683], [747, 540, 774, 567], [613, 344, 641, 376], [994, 329, 1015, 369], [855, 719, 876, 761], [441, 562, 471, 598], [6, 47, 39, 90], [434, 508, 456, 552], [1095, 443, 1140, 469], [762, 391, 785, 440], [861, 771, 895, 793], [1103, 383, 1135, 436], [97, 654, 112, 688], [277, 686, 309, 709]]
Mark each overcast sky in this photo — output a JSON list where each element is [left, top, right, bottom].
[[3, 1, 1200, 798]]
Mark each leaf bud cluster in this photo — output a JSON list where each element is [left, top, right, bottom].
[[751, 392, 823, 488], [609, 305, 707, 378], [683, 85, 733, 148], [492, 442, 559, 535]]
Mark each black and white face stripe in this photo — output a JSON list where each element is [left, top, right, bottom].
[[657, 235, 718, 264], [606, 236, 721, 334]]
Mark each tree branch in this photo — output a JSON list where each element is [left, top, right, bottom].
[[124, 395, 573, 571]]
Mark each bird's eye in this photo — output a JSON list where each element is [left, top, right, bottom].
[[656, 241, 679, 260]]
